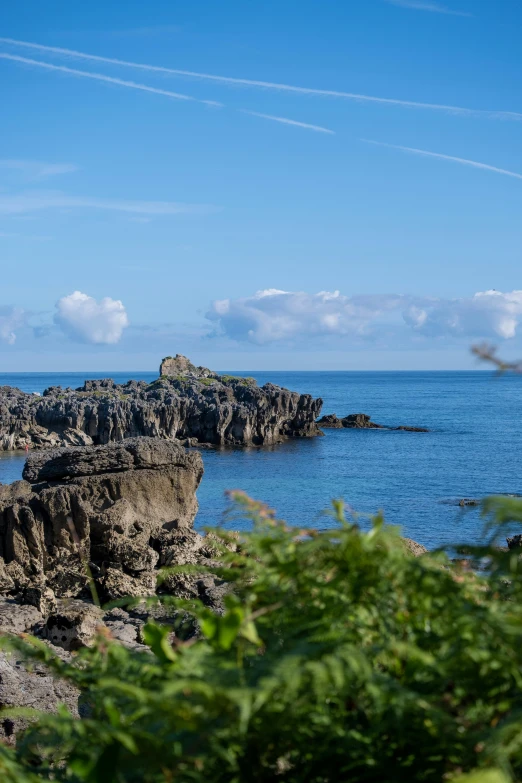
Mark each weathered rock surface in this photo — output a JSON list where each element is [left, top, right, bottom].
[[318, 413, 428, 432], [402, 538, 428, 557], [0, 355, 322, 451], [0, 648, 80, 745], [0, 438, 203, 600], [160, 354, 212, 378], [0, 437, 231, 742]]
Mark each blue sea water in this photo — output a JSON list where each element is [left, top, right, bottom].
[[1, 370, 521, 549]]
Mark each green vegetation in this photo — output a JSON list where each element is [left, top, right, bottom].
[[148, 377, 171, 389], [2, 493, 522, 782], [219, 375, 257, 386], [198, 377, 217, 386]]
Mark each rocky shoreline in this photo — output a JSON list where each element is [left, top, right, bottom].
[[0, 436, 434, 744], [0, 354, 323, 452], [0, 437, 229, 742]]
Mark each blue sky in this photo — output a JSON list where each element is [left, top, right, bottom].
[[1, 0, 521, 370]]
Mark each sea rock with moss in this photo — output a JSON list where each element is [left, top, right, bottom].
[[0, 355, 323, 451]]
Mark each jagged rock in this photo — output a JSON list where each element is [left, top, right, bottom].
[[0, 599, 43, 634], [0, 438, 203, 599], [44, 600, 103, 651], [318, 413, 428, 432], [341, 414, 383, 429], [0, 648, 80, 746], [22, 585, 57, 615], [160, 354, 211, 378], [316, 414, 344, 428], [99, 568, 156, 601], [507, 534, 522, 550], [402, 538, 428, 557], [0, 356, 322, 451], [0, 436, 236, 744]]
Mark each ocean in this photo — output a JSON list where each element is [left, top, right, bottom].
[[1, 370, 521, 549]]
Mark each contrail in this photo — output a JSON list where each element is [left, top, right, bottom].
[[240, 110, 335, 134], [1, 37, 520, 120], [0, 52, 222, 106], [363, 140, 522, 180]]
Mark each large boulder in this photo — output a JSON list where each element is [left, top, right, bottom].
[[160, 354, 210, 378], [0, 438, 203, 599], [0, 437, 239, 746]]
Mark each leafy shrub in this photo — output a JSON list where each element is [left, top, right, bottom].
[[1, 494, 522, 782]]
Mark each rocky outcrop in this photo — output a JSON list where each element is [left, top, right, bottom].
[[402, 538, 428, 557], [507, 535, 522, 550], [0, 438, 204, 602], [160, 354, 212, 378], [0, 356, 322, 451], [318, 413, 428, 432], [0, 437, 230, 742]]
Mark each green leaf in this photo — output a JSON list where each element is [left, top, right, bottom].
[[141, 622, 177, 662], [453, 770, 511, 783]]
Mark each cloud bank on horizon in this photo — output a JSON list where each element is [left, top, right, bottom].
[[207, 289, 522, 345], [2, 288, 522, 351]]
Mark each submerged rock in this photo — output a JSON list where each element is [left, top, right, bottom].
[[341, 414, 384, 429], [318, 413, 429, 432], [315, 414, 344, 428], [0, 355, 323, 451]]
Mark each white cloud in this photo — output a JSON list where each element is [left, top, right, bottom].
[[0, 191, 216, 216], [207, 289, 522, 344], [0, 53, 222, 107], [409, 290, 522, 339], [384, 0, 472, 17], [0, 306, 25, 344], [240, 110, 335, 135], [1, 37, 519, 121], [363, 140, 522, 181], [207, 289, 408, 344], [55, 291, 129, 344], [0, 160, 78, 178]]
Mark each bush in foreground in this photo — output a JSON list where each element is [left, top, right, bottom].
[[1, 493, 522, 782]]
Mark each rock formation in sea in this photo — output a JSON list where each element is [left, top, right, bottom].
[[0, 355, 323, 451], [317, 413, 429, 432]]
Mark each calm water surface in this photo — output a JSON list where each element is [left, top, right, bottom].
[[1, 370, 521, 548]]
